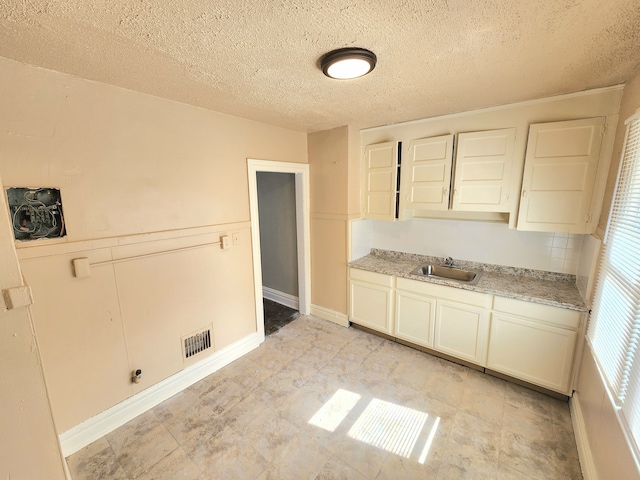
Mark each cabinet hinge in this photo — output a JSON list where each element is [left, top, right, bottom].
[[600, 124, 606, 136]]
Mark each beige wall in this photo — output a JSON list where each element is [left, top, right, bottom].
[[0, 58, 307, 241], [575, 65, 640, 480], [576, 347, 639, 479], [0, 57, 307, 434], [0, 175, 66, 479], [309, 127, 350, 216], [308, 126, 360, 314], [347, 125, 362, 217]]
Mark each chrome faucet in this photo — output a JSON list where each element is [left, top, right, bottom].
[[443, 256, 455, 267]]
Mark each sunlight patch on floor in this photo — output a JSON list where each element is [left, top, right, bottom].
[[347, 398, 428, 458], [419, 415, 440, 464], [309, 389, 441, 461], [308, 388, 361, 432]]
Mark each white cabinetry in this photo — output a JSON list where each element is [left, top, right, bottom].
[[349, 268, 583, 394], [487, 296, 581, 394], [399, 128, 517, 218], [431, 284, 491, 365], [363, 141, 400, 221], [401, 134, 454, 211], [394, 278, 491, 366], [395, 278, 437, 348], [517, 117, 606, 233], [452, 128, 516, 212], [349, 268, 395, 335]]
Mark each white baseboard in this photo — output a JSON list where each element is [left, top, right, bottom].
[[59, 332, 262, 457], [262, 286, 299, 310], [570, 393, 599, 480], [311, 304, 349, 327]]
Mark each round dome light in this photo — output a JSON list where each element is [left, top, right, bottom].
[[320, 48, 377, 80]]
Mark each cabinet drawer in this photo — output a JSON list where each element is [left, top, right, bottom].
[[396, 277, 432, 294], [350, 268, 394, 287], [493, 296, 581, 330], [397, 277, 489, 308]]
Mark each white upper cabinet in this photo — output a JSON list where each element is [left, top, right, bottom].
[[361, 88, 621, 226], [452, 128, 517, 212], [363, 141, 400, 221], [398, 129, 517, 218], [401, 134, 454, 211], [517, 117, 605, 233]]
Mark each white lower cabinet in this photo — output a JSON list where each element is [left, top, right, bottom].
[[349, 268, 395, 335], [395, 278, 437, 348], [394, 278, 490, 366], [487, 296, 581, 395], [430, 284, 491, 366], [349, 269, 583, 394], [434, 300, 489, 365]]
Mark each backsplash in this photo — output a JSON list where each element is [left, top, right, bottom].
[[351, 218, 585, 274]]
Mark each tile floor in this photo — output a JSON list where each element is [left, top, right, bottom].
[[263, 298, 299, 336], [67, 315, 583, 479]]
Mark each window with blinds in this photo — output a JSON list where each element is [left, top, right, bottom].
[[588, 109, 640, 457]]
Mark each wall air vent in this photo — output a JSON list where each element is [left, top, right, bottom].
[[182, 325, 213, 361]]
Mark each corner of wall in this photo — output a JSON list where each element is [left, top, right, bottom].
[[570, 392, 599, 480], [347, 125, 362, 217], [573, 344, 640, 480]]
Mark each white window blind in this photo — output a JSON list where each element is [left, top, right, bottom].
[[588, 110, 640, 454]]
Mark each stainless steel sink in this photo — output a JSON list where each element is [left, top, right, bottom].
[[411, 264, 483, 285]]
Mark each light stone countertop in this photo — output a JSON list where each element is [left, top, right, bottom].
[[349, 249, 587, 312]]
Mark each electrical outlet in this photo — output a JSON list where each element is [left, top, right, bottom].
[[220, 235, 231, 250], [72, 257, 91, 278], [232, 232, 240, 245]]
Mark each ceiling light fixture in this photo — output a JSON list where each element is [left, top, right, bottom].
[[320, 48, 377, 80]]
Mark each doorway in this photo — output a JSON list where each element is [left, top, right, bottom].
[[256, 171, 300, 335], [247, 159, 311, 341]]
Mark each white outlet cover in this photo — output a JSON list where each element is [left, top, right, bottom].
[[2, 285, 34, 310]]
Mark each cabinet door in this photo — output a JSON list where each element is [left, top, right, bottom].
[[487, 313, 577, 394], [433, 300, 488, 365], [452, 128, 516, 212], [517, 117, 605, 233], [395, 289, 436, 348], [363, 141, 399, 221], [402, 135, 454, 212], [349, 279, 394, 334]]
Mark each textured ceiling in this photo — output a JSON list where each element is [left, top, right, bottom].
[[1, 1, 640, 132]]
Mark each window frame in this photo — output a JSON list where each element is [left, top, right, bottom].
[[587, 108, 640, 462]]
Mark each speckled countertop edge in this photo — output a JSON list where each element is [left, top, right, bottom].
[[349, 249, 587, 312]]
